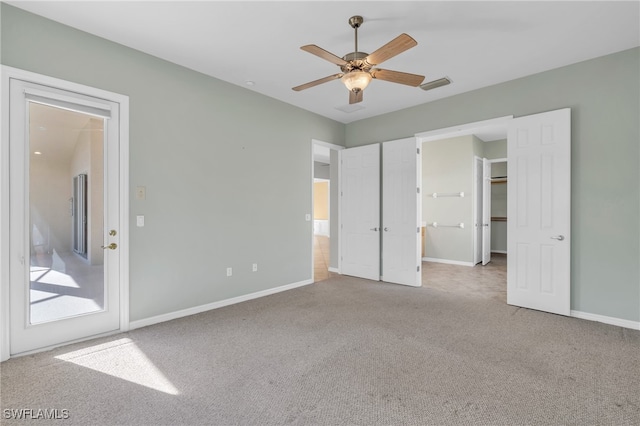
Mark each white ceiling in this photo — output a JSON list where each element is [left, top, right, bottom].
[[9, 1, 640, 124]]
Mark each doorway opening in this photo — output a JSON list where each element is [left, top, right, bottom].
[[418, 116, 511, 297], [311, 140, 343, 283], [313, 178, 330, 282]]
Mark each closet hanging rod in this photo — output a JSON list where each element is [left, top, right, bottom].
[[431, 192, 464, 198], [429, 222, 465, 228]]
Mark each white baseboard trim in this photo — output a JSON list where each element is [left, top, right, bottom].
[[491, 250, 507, 254], [328, 267, 339, 273], [571, 310, 640, 330], [130, 279, 314, 330], [422, 257, 475, 267]]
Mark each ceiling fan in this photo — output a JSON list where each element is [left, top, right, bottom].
[[292, 15, 426, 104]]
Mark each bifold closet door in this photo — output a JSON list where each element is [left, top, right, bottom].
[[381, 138, 422, 287], [340, 144, 381, 281], [340, 139, 421, 287], [482, 159, 492, 265]]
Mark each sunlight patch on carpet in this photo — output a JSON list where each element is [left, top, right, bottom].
[[55, 338, 180, 395]]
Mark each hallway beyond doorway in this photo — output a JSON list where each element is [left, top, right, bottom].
[[313, 235, 334, 282]]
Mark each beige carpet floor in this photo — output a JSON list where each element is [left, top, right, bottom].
[[1, 271, 638, 425]]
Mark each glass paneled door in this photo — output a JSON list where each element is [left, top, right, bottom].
[[29, 103, 106, 324], [9, 77, 124, 355]]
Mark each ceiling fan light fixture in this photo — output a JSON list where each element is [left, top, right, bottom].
[[341, 71, 372, 92]]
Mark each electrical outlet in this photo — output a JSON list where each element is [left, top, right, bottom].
[[252, 263, 258, 272], [226, 267, 232, 277]]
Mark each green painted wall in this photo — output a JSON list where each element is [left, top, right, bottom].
[[1, 4, 345, 321], [346, 47, 640, 322], [422, 135, 477, 263]]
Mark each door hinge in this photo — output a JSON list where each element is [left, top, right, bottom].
[[341, 191, 343, 196], [417, 187, 420, 194], [417, 148, 420, 155], [417, 227, 420, 233], [417, 265, 420, 272]]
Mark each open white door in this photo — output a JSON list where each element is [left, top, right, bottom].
[[473, 157, 483, 265], [482, 158, 492, 265], [507, 108, 571, 316], [340, 144, 380, 281], [381, 138, 421, 287]]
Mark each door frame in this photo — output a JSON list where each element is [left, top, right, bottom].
[[0, 66, 130, 361], [310, 139, 343, 280]]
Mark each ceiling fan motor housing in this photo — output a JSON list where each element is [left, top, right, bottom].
[[348, 15, 364, 29], [341, 52, 371, 74]]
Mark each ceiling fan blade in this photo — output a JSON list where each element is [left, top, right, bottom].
[[292, 74, 343, 91], [301, 45, 348, 66], [365, 34, 417, 66], [371, 69, 425, 87], [349, 90, 363, 104]]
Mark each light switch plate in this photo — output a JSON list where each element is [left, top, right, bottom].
[[305, 214, 311, 221], [136, 186, 146, 200], [136, 215, 144, 227]]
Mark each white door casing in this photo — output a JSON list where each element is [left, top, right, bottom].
[[482, 158, 492, 265], [340, 144, 380, 281], [381, 138, 421, 287], [4, 68, 129, 357], [507, 108, 571, 316]]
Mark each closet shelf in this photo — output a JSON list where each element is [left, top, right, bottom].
[[491, 217, 507, 222], [491, 177, 507, 184]]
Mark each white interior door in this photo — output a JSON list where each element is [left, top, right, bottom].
[[340, 144, 380, 281], [507, 108, 571, 316], [9, 78, 123, 355], [482, 158, 492, 265], [474, 157, 483, 265], [381, 138, 421, 287]]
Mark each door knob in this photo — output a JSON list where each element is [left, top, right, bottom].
[[384, 227, 389, 232], [109, 230, 117, 236], [101, 243, 117, 250], [550, 235, 565, 241], [370, 227, 379, 231]]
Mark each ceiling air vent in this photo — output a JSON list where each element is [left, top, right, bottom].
[[420, 77, 451, 91]]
